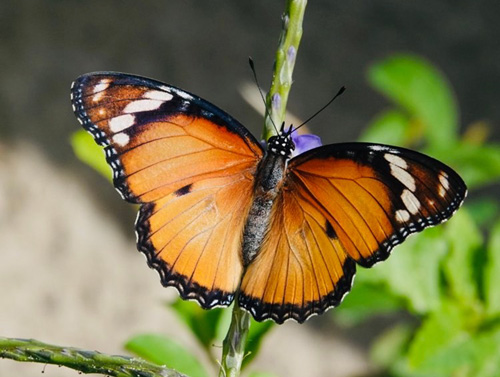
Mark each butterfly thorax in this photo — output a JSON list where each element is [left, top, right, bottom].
[[241, 134, 295, 266], [267, 134, 295, 158]]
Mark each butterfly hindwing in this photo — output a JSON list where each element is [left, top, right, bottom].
[[71, 72, 263, 308], [137, 173, 254, 307], [239, 188, 356, 323], [239, 142, 466, 323]]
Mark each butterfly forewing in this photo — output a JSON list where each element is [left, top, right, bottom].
[[289, 143, 466, 266], [71, 72, 263, 308], [71, 73, 262, 203]]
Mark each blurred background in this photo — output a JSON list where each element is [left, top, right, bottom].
[[1, 1, 499, 377]]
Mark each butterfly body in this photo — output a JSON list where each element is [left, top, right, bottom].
[[71, 72, 467, 324], [242, 133, 294, 265]]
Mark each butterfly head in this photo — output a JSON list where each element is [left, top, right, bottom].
[[267, 129, 295, 158]]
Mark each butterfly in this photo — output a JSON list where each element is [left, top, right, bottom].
[[71, 72, 467, 324]]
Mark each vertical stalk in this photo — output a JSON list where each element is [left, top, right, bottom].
[[218, 303, 251, 377], [218, 1, 308, 376], [263, 0, 308, 140]]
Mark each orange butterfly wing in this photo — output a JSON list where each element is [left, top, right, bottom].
[[239, 143, 466, 323], [239, 188, 356, 323], [71, 72, 263, 308]]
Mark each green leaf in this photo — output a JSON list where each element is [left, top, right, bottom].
[[370, 324, 414, 369], [485, 220, 500, 316], [368, 54, 459, 150], [467, 199, 500, 228], [437, 142, 500, 189], [408, 300, 469, 372], [360, 109, 411, 146], [169, 298, 224, 352], [333, 283, 404, 326], [360, 227, 448, 314], [70, 130, 111, 180], [467, 327, 500, 377], [125, 333, 209, 377], [214, 303, 234, 344], [442, 210, 483, 310], [409, 316, 500, 377], [242, 319, 274, 369]]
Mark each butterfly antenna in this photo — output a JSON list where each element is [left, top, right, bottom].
[[248, 57, 280, 135], [292, 86, 346, 134]]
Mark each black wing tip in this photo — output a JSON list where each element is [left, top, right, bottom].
[[71, 73, 140, 205], [239, 258, 357, 324], [72, 71, 158, 84], [72, 71, 263, 159], [358, 185, 467, 268], [70, 74, 108, 142], [135, 203, 234, 309]]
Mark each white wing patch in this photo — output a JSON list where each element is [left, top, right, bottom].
[[92, 79, 111, 102], [112, 132, 130, 147], [124, 99, 164, 113], [401, 189, 421, 215], [143, 90, 174, 101], [109, 114, 135, 133]]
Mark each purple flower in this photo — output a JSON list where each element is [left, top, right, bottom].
[[287, 46, 296, 65], [271, 93, 281, 111], [290, 132, 322, 157]]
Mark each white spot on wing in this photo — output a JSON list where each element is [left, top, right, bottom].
[[390, 164, 416, 192], [143, 90, 173, 101], [92, 79, 111, 102], [384, 153, 408, 169], [439, 172, 450, 197], [124, 99, 164, 113], [170, 87, 193, 100], [369, 145, 388, 152], [112, 132, 130, 146], [439, 187, 446, 197], [401, 189, 421, 215], [109, 114, 135, 132], [395, 209, 410, 223], [93, 79, 111, 93], [93, 92, 105, 102]]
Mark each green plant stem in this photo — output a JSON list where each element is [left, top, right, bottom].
[[218, 2, 307, 376], [263, 0, 308, 140], [0, 337, 186, 377], [218, 303, 251, 377]]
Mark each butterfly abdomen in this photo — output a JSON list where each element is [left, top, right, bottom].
[[242, 148, 289, 266]]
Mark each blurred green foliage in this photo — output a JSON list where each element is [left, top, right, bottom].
[[71, 54, 500, 377], [125, 301, 274, 377], [70, 130, 112, 181], [338, 54, 500, 377]]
